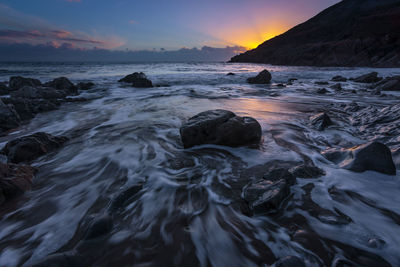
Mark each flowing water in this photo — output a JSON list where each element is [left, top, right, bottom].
[[0, 62, 399, 267]]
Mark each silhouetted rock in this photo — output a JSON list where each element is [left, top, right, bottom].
[[330, 83, 342, 91], [85, 214, 113, 240], [247, 70, 272, 84], [10, 86, 65, 99], [9, 76, 41, 90], [0, 163, 37, 205], [0, 99, 20, 133], [77, 82, 95, 90], [316, 88, 328, 94], [180, 109, 262, 148], [243, 168, 295, 214], [230, 0, 400, 67], [323, 142, 396, 175], [2, 132, 68, 164], [310, 113, 333, 131], [118, 72, 153, 88], [275, 256, 306, 267], [0, 84, 9, 95], [44, 77, 77, 95], [226, 72, 235, 76], [332, 75, 347, 82], [353, 72, 382, 83]]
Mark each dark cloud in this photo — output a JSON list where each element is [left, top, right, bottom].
[[0, 29, 45, 38], [0, 43, 246, 62]]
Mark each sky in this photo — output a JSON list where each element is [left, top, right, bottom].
[[0, 0, 341, 61]]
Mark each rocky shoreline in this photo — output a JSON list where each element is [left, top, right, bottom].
[[0, 68, 399, 266]]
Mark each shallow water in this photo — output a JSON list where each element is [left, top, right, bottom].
[[0, 62, 399, 266]]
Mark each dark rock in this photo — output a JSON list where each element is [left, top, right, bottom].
[[277, 83, 286, 88], [288, 78, 297, 83], [353, 72, 382, 83], [330, 83, 342, 91], [9, 76, 41, 91], [229, 1, 400, 67], [332, 75, 347, 82], [109, 183, 143, 211], [39, 88, 67, 99], [316, 88, 328, 94], [31, 252, 84, 267], [77, 82, 95, 90], [322, 142, 396, 175], [85, 214, 113, 240], [180, 109, 262, 148], [226, 72, 235, 76], [243, 168, 295, 214], [0, 84, 9, 95], [44, 77, 77, 95], [10, 86, 40, 99], [0, 163, 37, 205], [30, 99, 60, 112], [1, 98, 35, 121], [315, 81, 329, 85], [65, 97, 89, 102], [0, 99, 20, 133], [2, 132, 68, 164], [247, 69, 272, 84], [275, 256, 306, 267], [344, 101, 361, 112], [375, 76, 400, 91], [310, 112, 333, 131], [290, 164, 325, 178], [118, 72, 153, 88]]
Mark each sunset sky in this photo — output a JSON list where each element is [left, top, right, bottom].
[[0, 0, 340, 51]]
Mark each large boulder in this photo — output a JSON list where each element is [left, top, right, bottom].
[[247, 69, 272, 84], [118, 72, 153, 88], [44, 77, 77, 95], [0, 99, 20, 133], [243, 168, 295, 214], [1, 132, 68, 164], [322, 142, 396, 175], [310, 113, 333, 131], [10, 86, 41, 99], [0, 84, 9, 95], [180, 109, 262, 148], [0, 162, 37, 205], [353, 72, 382, 83], [9, 76, 41, 91], [1, 97, 35, 121]]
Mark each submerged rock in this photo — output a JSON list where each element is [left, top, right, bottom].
[[0, 163, 37, 205], [247, 69, 272, 84], [44, 77, 77, 95], [323, 142, 396, 175], [316, 88, 328, 94], [118, 72, 153, 88], [330, 83, 342, 91], [315, 81, 329, 85], [109, 183, 143, 211], [243, 168, 295, 214], [31, 252, 84, 267], [9, 76, 41, 91], [310, 112, 333, 131], [275, 256, 306, 267], [353, 72, 382, 83], [85, 214, 113, 240], [0, 100, 20, 133], [2, 132, 69, 164], [332, 75, 347, 82], [77, 82, 95, 90], [180, 109, 262, 148]]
